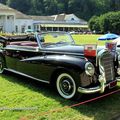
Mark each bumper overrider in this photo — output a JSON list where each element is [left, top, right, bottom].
[[117, 68, 120, 82], [78, 74, 118, 94]]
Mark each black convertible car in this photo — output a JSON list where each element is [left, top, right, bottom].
[[0, 32, 119, 100]]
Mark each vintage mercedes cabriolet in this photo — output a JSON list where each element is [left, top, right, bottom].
[[0, 32, 119, 100]]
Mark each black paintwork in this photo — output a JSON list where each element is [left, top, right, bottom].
[[4, 44, 87, 83], [0, 33, 117, 88]]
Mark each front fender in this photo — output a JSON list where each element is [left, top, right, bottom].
[[21, 54, 87, 72], [45, 55, 87, 71]]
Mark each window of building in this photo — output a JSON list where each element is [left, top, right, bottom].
[[59, 27, 63, 31], [37, 25, 39, 30], [28, 26, 31, 29], [21, 26, 25, 33], [71, 18, 75, 21], [34, 25, 39, 31], [0, 26, 3, 32], [15, 26, 18, 33], [53, 27, 57, 31], [7, 16, 10, 19]]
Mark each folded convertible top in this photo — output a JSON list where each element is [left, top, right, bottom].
[[0, 34, 35, 43]]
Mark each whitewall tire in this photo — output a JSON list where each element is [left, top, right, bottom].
[[56, 73, 77, 99]]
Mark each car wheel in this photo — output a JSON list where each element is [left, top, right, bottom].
[[56, 73, 81, 100], [0, 56, 5, 73]]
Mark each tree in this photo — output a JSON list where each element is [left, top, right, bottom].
[[44, 0, 58, 15], [109, 0, 120, 11], [89, 11, 120, 34], [104, 12, 120, 34], [0, 0, 120, 21], [89, 16, 100, 33], [28, 0, 46, 15], [7, 0, 31, 14], [0, 0, 7, 4]]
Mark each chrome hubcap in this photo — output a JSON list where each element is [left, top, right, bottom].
[[60, 78, 74, 96], [57, 73, 76, 99]]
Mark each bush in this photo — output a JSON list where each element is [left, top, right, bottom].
[[88, 16, 101, 33], [89, 11, 120, 34]]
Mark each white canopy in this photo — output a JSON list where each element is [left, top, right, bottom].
[[112, 37, 120, 45]]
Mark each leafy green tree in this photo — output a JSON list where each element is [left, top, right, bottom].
[[0, 0, 120, 21], [44, 0, 58, 15], [28, 0, 46, 15], [7, 0, 31, 14], [89, 11, 120, 34], [100, 12, 120, 34], [68, 0, 99, 20], [57, 0, 70, 13], [89, 16, 100, 33], [0, 0, 7, 4]]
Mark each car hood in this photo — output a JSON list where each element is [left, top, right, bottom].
[[46, 45, 84, 54], [44, 45, 105, 55]]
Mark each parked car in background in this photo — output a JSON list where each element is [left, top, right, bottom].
[[112, 37, 120, 54], [24, 29, 34, 34], [112, 37, 120, 74], [0, 32, 119, 100]]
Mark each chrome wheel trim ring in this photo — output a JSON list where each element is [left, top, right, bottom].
[[56, 73, 76, 99]]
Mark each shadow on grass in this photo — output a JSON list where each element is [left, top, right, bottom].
[[1, 71, 120, 120]]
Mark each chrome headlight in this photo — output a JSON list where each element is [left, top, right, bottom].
[[85, 62, 95, 76]]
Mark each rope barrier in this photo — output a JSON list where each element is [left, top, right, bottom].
[[38, 89, 120, 116], [20, 88, 120, 120]]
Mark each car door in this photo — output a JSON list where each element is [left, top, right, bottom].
[[15, 46, 52, 83], [4, 45, 19, 71], [15, 46, 40, 75]]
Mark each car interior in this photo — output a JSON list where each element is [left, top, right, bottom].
[[7, 35, 38, 47]]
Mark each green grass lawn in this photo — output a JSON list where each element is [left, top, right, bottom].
[[0, 34, 120, 120], [72, 34, 109, 46]]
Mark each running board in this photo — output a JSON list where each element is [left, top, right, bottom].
[[4, 68, 50, 84]]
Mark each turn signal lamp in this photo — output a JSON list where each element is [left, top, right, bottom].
[[105, 42, 116, 52], [84, 44, 97, 57]]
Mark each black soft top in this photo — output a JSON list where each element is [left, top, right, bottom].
[[0, 34, 36, 43]]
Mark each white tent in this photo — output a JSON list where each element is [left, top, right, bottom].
[[112, 37, 120, 45]]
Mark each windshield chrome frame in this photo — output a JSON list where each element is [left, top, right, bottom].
[[35, 32, 75, 49]]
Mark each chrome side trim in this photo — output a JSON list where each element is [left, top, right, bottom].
[[4, 68, 50, 84], [5, 46, 39, 52]]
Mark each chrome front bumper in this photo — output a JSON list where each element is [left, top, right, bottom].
[[116, 77, 120, 82], [78, 80, 117, 94]]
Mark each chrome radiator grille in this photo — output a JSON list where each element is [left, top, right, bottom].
[[100, 51, 115, 82]]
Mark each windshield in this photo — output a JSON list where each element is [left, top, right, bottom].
[[37, 32, 75, 48]]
